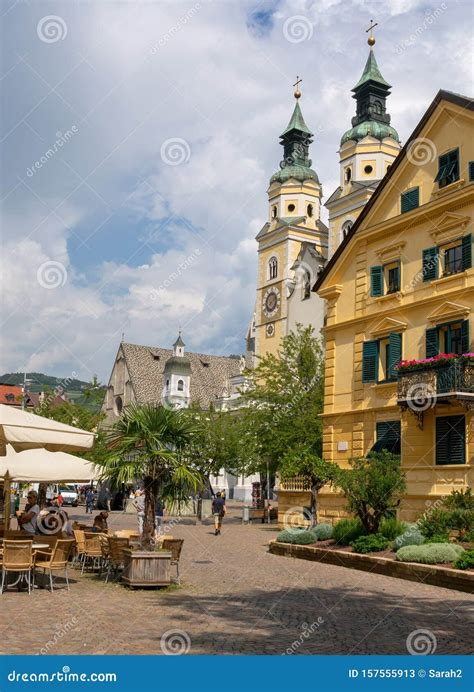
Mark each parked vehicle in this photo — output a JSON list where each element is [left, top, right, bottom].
[[46, 483, 78, 506]]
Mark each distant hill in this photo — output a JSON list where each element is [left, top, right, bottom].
[[0, 372, 105, 410]]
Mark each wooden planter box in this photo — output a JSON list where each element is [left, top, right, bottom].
[[122, 549, 172, 587]]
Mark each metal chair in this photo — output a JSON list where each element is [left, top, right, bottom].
[[1, 540, 34, 594], [34, 539, 74, 591], [162, 538, 184, 584]]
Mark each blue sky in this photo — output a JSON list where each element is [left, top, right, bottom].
[[1, 0, 472, 383]]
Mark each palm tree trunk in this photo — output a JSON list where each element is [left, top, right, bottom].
[[142, 475, 155, 550]]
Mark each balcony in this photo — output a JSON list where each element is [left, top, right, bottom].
[[397, 359, 474, 427]]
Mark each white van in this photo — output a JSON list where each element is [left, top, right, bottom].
[[46, 483, 78, 506]]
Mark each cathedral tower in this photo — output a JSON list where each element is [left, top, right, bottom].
[[325, 25, 401, 257], [162, 333, 191, 409], [252, 82, 328, 360]]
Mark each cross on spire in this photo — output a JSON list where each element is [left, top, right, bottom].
[[293, 75, 302, 99], [366, 19, 378, 46]]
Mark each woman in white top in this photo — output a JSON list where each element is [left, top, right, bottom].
[[15, 490, 40, 536]]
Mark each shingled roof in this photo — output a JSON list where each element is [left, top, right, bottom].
[[120, 342, 241, 409]]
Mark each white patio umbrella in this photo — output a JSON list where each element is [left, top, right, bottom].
[[0, 404, 94, 455], [0, 445, 98, 482], [0, 405, 95, 528]]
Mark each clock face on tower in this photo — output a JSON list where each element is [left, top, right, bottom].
[[262, 287, 280, 318]]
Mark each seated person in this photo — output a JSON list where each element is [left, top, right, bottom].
[[92, 511, 109, 532], [15, 490, 40, 536]]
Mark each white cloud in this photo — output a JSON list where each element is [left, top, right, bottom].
[[1, 0, 471, 381]]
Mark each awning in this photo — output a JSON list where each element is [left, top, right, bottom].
[[0, 444, 98, 482]]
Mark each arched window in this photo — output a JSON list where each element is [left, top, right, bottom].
[[303, 270, 311, 300], [342, 220, 353, 240], [344, 167, 352, 183], [114, 396, 123, 415], [271, 205, 277, 219], [166, 379, 170, 390], [177, 379, 184, 391], [268, 257, 278, 280], [307, 203, 313, 218]]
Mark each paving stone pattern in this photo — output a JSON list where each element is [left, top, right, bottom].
[[1, 507, 472, 656]]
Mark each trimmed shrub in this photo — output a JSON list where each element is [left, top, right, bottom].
[[453, 549, 474, 570], [394, 526, 425, 550], [379, 517, 406, 540], [276, 529, 315, 545], [310, 523, 333, 541], [396, 543, 464, 565], [333, 518, 365, 545], [448, 508, 474, 540], [351, 534, 389, 554]]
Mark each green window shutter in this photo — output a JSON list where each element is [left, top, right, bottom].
[[362, 341, 379, 383], [461, 320, 470, 354], [375, 420, 401, 454], [401, 187, 419, 213], [388, 332, 402, 379], [426, 327, 439, 358], [462, 234, 472, 270], [370, 266, 383, 296], [436, 416, 465, 465], [469, 161, 474, 181], [392, 265, 400, 292], [422, 246, 439, 281]]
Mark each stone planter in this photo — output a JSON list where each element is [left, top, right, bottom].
[[121, 548, 172, 587]]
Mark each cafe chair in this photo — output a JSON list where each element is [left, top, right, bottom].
[[35, 539, 74, 592], [1, 540, 34, 595]]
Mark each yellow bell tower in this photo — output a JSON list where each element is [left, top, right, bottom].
[[252, 80, 328, 359]]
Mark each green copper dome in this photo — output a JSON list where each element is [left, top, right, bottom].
[[270, 165, 319, 184], [341, 120, 400, 145]]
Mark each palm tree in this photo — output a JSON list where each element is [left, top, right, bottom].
[[98, 404, 203, 549]]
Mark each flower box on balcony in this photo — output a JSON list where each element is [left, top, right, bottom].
[[396, 353, 474, 374]]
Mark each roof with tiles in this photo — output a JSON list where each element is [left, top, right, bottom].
[[120, 342, 241, 409]]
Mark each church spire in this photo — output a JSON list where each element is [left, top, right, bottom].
[[341, 23, 399, 145], [270, 78, 319, 185]]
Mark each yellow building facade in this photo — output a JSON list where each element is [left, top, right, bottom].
[[315, 90, 474, 523]]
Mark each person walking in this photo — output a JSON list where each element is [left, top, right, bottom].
[[212, 492, 226, 536], [133, 490, 145, 535], [85, 487, 94, 514], [155, 497, 165, 538]]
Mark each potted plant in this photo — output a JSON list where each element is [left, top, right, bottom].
[[97, 404, 203, 586]]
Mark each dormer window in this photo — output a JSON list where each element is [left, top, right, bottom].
[[177, 379, 184, 391], [268, 257, 278, 280]]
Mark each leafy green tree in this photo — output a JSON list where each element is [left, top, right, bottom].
[[280, 446, 339, 525], [97, 404, 203, 548], [240, 324, 325, 484], [336, 451, 406, 534]]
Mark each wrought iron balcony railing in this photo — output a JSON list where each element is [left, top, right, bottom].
[[397, 360, 474, 426]]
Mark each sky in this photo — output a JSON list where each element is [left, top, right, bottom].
[[1, 0, 472, 384]]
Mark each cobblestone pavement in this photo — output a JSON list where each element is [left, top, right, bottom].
[[1, 507, 472, 655]]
